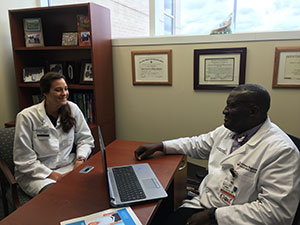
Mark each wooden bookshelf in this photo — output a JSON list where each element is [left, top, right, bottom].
[[9, 3, 115, 145]]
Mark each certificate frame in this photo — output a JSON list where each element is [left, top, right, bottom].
[[131, 49, 172, 85], [194, 48, 246, 90], [272, 46, 300, 88]]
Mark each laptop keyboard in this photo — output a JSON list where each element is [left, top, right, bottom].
[[112, 166, 146, 202]]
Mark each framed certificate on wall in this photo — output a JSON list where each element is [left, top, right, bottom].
[[194, 48, 247, 90], [131, 50, 172, 85]]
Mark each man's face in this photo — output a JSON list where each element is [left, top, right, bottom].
[[222, 91, 252, 133]]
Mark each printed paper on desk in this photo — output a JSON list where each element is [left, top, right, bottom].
[[60, 207, 142, 225]]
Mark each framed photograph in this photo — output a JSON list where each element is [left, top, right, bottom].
[[23, 18, 44, 47], [194, 48, 247, 90], [23, 67, 44, 83], [65, 61, 79, 83], [62, 32, 78, 46], [272, 46, 300, 88], [47, 62, 65, 75], [25, 32, 44, 47], [131, 49, 172, 85], [23, 18, 42, 32], [77, 15, 91, 46], [80, 62, 93, 84]]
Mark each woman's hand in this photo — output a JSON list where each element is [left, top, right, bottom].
[[48, 171, 66, 181], [74, 159, 85, 168]]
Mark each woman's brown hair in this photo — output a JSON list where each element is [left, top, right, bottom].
[[40, 72, 76, 132]]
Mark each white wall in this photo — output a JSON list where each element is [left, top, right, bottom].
[[50, 0, 149, 38], [0, 1, 39, 127], [112, 33, 300, 142]]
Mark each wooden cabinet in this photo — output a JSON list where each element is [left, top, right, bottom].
[[8, 3, 115, 146], [173, 156, 187, 210]]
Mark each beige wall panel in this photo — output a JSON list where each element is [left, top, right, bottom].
[[113, 40, 300, 142]]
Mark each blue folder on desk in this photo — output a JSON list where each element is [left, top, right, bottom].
[[97, 126, 168, 207]]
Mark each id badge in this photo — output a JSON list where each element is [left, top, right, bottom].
[[36, 128, 50, 140], [219, 176, 238, 205]]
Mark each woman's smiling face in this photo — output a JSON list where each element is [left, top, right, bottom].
[[44, 78, 69, 109]]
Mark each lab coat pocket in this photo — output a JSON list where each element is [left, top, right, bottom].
[[33, 131, 58, 157], [59, 133, 74, 149], [233, 167, 257, 203]]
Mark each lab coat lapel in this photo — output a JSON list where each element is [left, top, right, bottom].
[[244, 117, 271, 149], [36, 100, 56, 129], [220, 144, 246, 165], [220, 118, 271, 165]]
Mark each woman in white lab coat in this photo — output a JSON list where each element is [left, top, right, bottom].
[[13, 72, 94, 197]]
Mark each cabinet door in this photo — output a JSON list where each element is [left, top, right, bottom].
[[173, 155, 187, 210]]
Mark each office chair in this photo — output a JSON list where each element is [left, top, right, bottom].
[[0, 127, 31, 217], [289, 134, 300, 225], [186, 133, 300, 224]]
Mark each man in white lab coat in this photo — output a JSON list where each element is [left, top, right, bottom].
[[135, 84, 300, 225]]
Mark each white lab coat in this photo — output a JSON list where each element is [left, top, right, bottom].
[[13, 100, 94, 197], [164, 117, 300, 225]]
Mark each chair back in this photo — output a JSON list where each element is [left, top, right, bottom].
[[0, 127, 15, 173], [289, 134, 300, 225], [289, 134, 300, 150]]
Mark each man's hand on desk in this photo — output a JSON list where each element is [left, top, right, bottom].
[[134, 142, 164, 160]]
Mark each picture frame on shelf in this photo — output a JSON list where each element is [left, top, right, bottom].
[[80, 61, 93, 84], [272, 46, 300, 88], [194, 48, 247, 90], [62, 32, 78, 46], [77, 15, 91, 46], [23, 18, 44, 47], [65, 61, 79, 83], [23, 67, 44, 82], [47, 61, 65, 75], [80, 32, 90, 45]]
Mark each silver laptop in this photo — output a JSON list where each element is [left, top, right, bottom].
[[97, 126, 168, 207]]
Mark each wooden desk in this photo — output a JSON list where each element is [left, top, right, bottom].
[[0, 140, 186, 225]]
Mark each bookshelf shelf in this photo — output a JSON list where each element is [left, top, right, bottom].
[[9, 3, 115, 145], [14, 46, 91, 51], [18, 83, 94, 90]]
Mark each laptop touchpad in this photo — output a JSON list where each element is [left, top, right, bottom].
[[142, 178, 160, 189]]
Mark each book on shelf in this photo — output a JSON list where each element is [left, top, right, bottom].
[[23, 18, 44, 47], [70, 93, 94, 123], [74, 93, 85, 116], [32, 94, 43, 105], [60, 207, 142, 225], [77, 15, 91, 46], [86, 93, 91, 123]]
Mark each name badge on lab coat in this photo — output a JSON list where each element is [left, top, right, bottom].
[[36, 128, 50, 140], [219, 174, 238, 205]]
